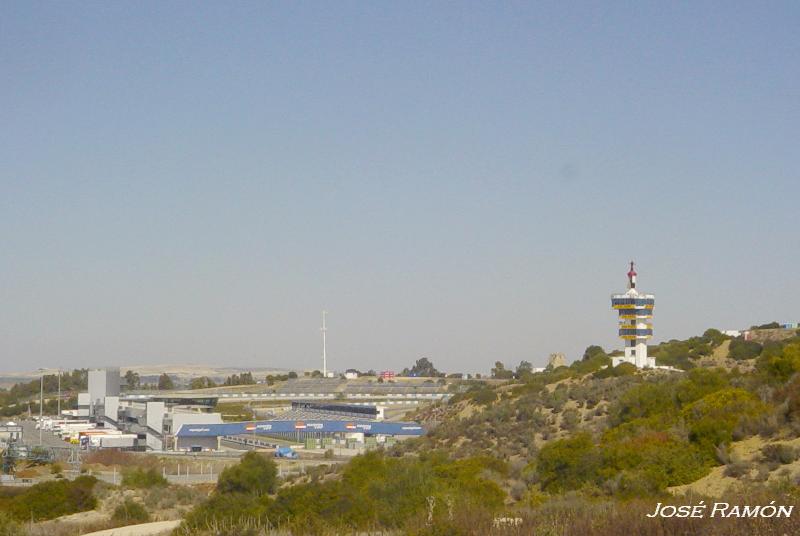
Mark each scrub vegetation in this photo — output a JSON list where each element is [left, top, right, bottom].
[[171, 328, 800, 534], [0, 476, 97, 522], [1, 326, 798, 535]]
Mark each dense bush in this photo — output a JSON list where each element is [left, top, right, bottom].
[[752, 322, 781, 330], [646, 329, 730, 369], [729, 338, 763, 360], [0, 475, 97, 522], [181, 450, 506, 534], [608, 381, 676, 426], [593, 362, 636, 379], [572, 347, 611, 375], [112, 498, 150, 525], [447, 382, 494, 405], [469, 386, 497, 406], [534, 433, 599, 492], [122, 467, 167, 488], [600, 430, 709, 493], [681, 388, 767, 453], [757, 342, 800, 382], [534, 425, 710, 495], [780, 374, 800, 425], [0, 512, 21, 536], [217, 451, 277, 495], [674, 368, 730, 405]]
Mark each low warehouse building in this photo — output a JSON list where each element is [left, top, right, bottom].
[[174, 419, 425, 451]]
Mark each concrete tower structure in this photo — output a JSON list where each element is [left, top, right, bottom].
[[88, 368, 120, 415], [611, 262, 655, 368]]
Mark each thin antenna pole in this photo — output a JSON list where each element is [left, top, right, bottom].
[[321, 310, 327, 377], [39, 373, 43, 446]]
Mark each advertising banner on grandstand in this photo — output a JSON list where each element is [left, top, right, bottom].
[[176, 420, 426, 438]]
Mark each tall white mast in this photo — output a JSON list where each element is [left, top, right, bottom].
[[321, 310, 328, 377]]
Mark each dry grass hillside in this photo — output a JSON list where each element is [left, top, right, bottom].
[[396, 329, 800, 502]]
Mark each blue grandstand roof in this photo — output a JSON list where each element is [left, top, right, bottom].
[[175, 419, 425, 437]]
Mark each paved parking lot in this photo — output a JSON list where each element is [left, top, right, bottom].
[[20, 419, 77, 450]]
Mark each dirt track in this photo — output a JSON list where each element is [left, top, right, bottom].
[[80, 520, 181, 536]]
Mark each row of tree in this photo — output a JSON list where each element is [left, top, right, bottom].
[[0, 370, 88, 415], [123, 371, 176, 391], [124, 372, 262, 391]]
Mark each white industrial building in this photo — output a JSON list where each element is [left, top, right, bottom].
[[69, 368, 223, 451]]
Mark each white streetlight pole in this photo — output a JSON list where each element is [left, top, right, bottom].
[[57, 369, 61, 417]]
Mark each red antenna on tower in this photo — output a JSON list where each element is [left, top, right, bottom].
[[627, 261, 637, 289]]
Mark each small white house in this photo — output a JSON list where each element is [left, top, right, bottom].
[[344, 369, 359, 380]]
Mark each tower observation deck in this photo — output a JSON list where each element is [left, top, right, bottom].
[[611, 261, 655, 368]]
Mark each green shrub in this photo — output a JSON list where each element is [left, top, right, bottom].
[[681, 388, 768, 453], [469, 386, 497, 406], [600, 430, 709, 492], [729, 339, 763, 360], [50, 462, 63, 474], [752, 321, 781, 329], [560, 409, 580, 431], [761, 443, 799, 465], [593, 363, 636, 379], [703, 328, 728, 345], [674, 368, 729, 405], [181, 491, 264, 530], [112, 498, 150, 525], [181, 450, 506, 533], [535, 433, 600, 492], [122, 467, 167, 488], [757, 342, 800, 382], [572, 348, 610, 374], [650, 336, 715, 368], [608, 382, 675, 426], [0, 512, 22, 536], [0, 475, 97, 522], [217, 451, 277, 495]]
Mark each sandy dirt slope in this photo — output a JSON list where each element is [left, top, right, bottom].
[[80, 520, 181, 536]]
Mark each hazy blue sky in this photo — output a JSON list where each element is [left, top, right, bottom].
[[1, 2, 798, 373]]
